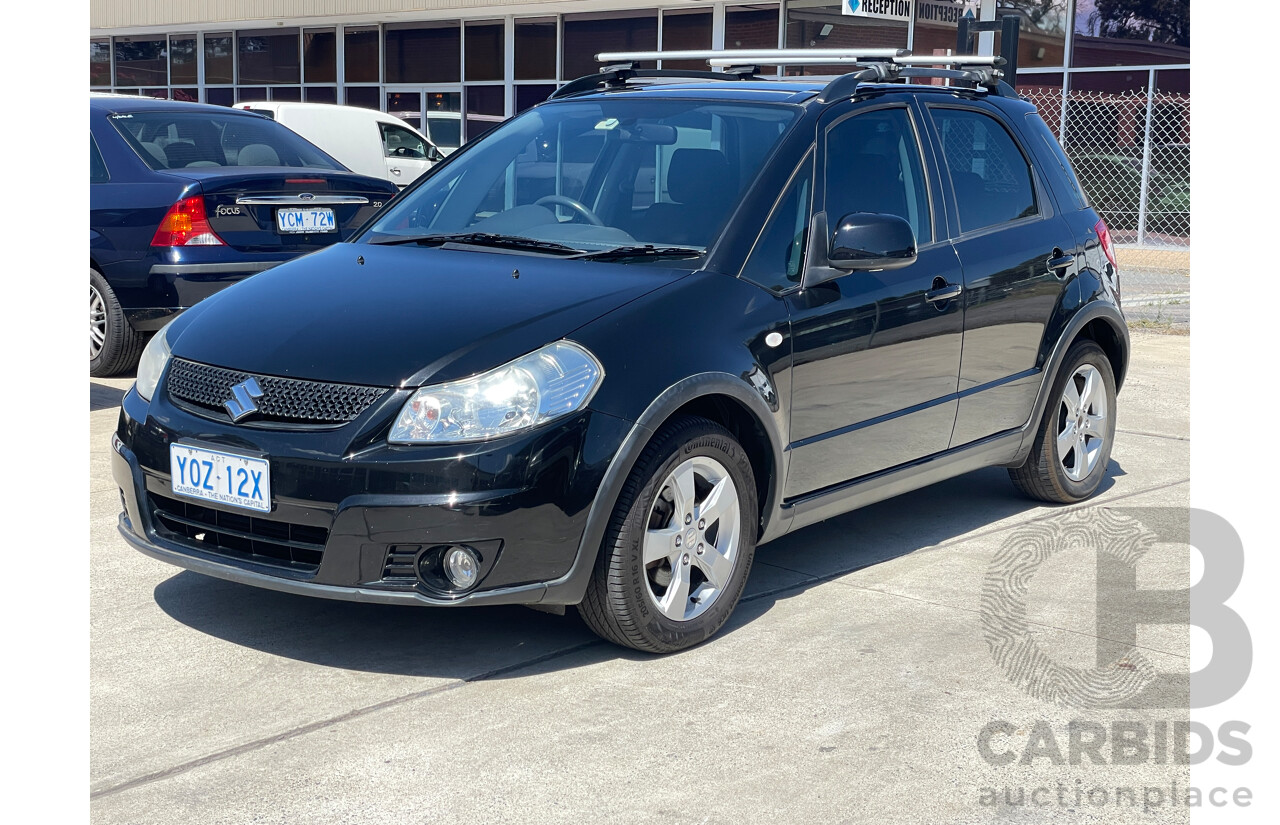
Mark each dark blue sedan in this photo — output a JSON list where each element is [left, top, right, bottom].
[[90, 94, 398, 376]]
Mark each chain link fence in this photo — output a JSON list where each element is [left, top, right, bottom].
[[1022, 86, 1190, 326]]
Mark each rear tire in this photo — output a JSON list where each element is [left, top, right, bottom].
[[90, 269, 146, 378], [1009, 339, 1117, 503], [578, 416, 757, 653]]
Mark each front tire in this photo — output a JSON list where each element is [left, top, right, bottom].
[[1009, 339, 1117, 503], [90, 269, 146, 377], [579, 416, 757, 653]]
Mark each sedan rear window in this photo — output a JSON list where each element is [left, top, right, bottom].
[[108, 110, 344, 171]]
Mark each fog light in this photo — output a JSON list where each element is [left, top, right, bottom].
[[443, 545, 480, 590]]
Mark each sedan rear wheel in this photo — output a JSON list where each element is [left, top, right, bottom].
[[579, 416, 757, 652], [90, 269, 147, 378]]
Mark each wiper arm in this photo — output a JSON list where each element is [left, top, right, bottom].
[[369, 232, 587, 255], [574, 245, 705, 261]]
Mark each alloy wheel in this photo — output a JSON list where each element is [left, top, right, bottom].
[[1056, 363, 1108, 482], [643, 455, 742, 622], [90, 283, 107, 359]]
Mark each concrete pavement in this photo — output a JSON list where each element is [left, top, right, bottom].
[[90, 331, 1193, 823]]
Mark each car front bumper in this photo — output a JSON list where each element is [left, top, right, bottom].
[[112, 380, 633, 607]]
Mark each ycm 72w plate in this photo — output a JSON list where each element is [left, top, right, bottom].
[[170, 443, 271, 513]]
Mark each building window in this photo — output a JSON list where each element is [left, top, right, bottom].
[[515, 18, 556, 80], [238, 28, 300, 85], [344, 26, 380, 84], [385, 22, 461, 84], [305, 86, 337, 103], [784, 1, 906, 74], [345, 86, 380, 109], [90, 38, 111, 87], [304, 29, 337, 84], [114, 37, 167, 87], [563, 10, 658, 80], [166, 36, 197, 86], [660, 8, 713, 71], [204, 33, 234, 86], [465, 85, 504, 141], [515, 84, 556, 113], [465, 21, 504, 82]]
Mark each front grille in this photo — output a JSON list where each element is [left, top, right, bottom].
[[149, 492, 329, 571], [167, 359, 388, 425]]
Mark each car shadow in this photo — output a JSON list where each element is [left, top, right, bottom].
[[153, 462, 1125, 678], [91, 382, 128, 411]]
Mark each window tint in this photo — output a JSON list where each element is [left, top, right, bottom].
[[381, 123, 428, 158], [740, 152, 813, 292], [90, 135, 109, 183], [108, 111, 343, 171], [1024, 113, 1088, 211], [824, 108, 930, 245], [932, 108, 1038, 232]]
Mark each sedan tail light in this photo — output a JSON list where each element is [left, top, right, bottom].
[[151, 195, 225, 247], [1094, 218, 1118, 272]]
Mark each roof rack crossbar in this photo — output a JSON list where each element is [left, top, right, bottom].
[[596, 49, 907, 64], [550, 49, 1015, 102]]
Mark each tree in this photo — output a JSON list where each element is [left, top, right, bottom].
[[1089, 0, 1190, 47]]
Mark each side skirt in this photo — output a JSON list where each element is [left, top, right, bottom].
[[777, 430, 1023, 538]]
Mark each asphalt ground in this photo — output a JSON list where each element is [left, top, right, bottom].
[[90, 331, 1192, 824]]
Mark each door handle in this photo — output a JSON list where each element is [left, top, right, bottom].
[[390, 167, 401, 176], [1047, 248, 1074, 275], [925, 282, 963, 305]]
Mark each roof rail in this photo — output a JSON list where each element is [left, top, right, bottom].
[[548, 49, 1013, 102], [548, 64, 750, 100]]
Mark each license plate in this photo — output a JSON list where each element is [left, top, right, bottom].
[[170, 443, 271, 513], [276, 207, 336, 234]]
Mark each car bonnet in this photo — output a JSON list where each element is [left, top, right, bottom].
[[165, 242, 696, 388]]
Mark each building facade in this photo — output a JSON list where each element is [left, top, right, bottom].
[[90, 1, 1190, 255]]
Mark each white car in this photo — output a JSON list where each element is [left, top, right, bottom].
[[234, 101, 445, 187]]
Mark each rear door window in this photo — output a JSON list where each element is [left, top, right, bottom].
[[931, 107, 1039, 233]]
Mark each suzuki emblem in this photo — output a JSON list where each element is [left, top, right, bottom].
[[224, 377, 265, 422]]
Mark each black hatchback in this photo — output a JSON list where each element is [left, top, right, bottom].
[[113, 52, 1128, 653], [90, 95, 398, 377]]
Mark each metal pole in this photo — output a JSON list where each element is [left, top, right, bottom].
[[196, 33, 206, 103], [979, 0, 996, 56], [1136, 68, 1156, 245], [1058, 0, 1074, 144]]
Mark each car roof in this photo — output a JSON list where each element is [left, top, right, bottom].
[[89, 94, 265, 118]]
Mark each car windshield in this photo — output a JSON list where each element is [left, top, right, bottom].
[[108, 110, 344, 171], [363, 98, 799, 257]]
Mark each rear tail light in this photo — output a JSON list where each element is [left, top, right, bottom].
[[1094, 218, 1118, 272], [151, 195, 225, 247]]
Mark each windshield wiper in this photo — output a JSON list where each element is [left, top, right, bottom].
[[368, 232, 587, 256], [574, 245, 705, 261]]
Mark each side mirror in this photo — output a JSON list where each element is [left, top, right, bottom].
[[426, 145, 445, 162], [827, 212, 917, 272]]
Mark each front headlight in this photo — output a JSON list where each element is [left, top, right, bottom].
[[135, 325, 173, 402], [389, 341, 603, 444]]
